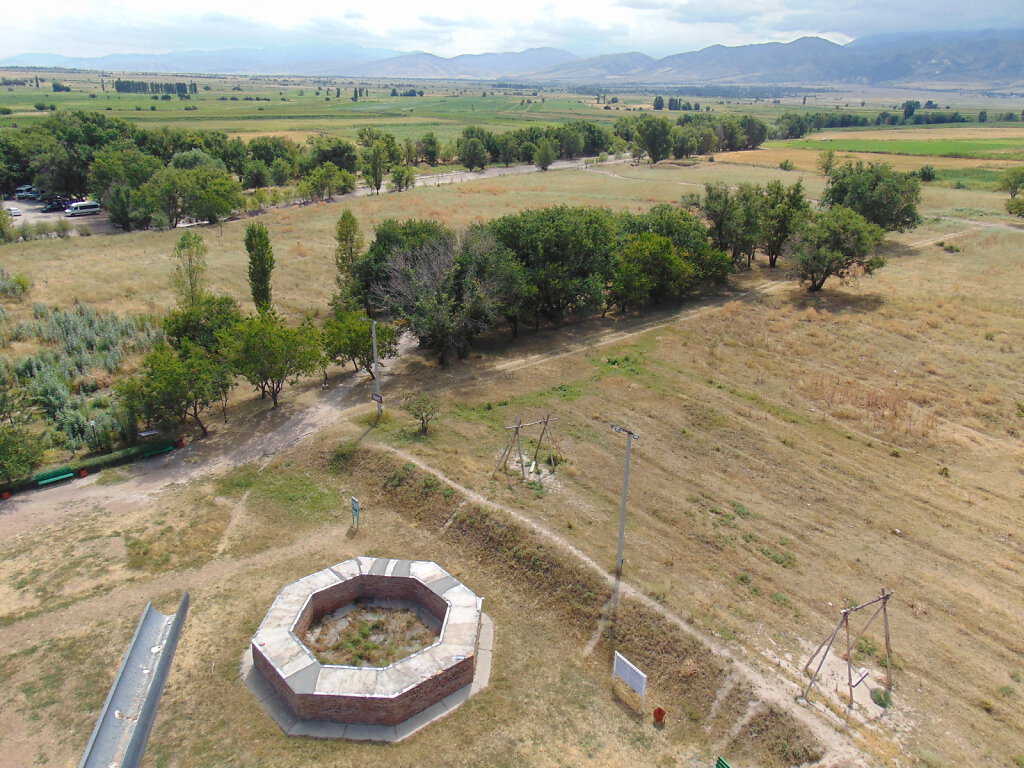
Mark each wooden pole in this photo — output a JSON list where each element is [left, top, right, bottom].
[[845, 611, 854, 709], [531, 414, 549, 465], [803, 615, 844, 699], [882, 589, 893, 692], [491, 432, 515, 479], [515, 417, 526, 481]]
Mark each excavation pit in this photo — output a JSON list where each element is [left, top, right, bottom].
[[246, 557, 490, 739]]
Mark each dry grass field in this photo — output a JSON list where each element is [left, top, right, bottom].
[[1, 158, 1023, 767]]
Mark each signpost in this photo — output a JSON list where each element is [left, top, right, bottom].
[[612, 651, 648, 714], [351, 497, 361, 529]]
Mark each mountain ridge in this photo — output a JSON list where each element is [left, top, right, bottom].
[[2, 30, 1022, 87]]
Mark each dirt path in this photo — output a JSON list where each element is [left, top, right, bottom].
[[2, 186, 1006, 764], [381, 445, 867, 767]]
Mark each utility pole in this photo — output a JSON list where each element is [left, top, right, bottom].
[[371, 319, 382, 418], [610, 424, 639, 599], [361, 316, 383, 418]]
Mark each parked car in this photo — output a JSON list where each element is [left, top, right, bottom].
[[5, 207, 23, 217], [42, 200, 68, 213], [64, 200, 101, 217], [15, 186, 38, 201]]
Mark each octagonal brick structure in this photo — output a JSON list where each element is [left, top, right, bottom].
[[251, 557, 483, 727]]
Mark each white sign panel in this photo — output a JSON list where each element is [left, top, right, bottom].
[[613, 651, 647, 712]]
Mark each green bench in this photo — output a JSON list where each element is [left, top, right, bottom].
[[36, 470, 75, 487], [715, 758, 733, 768], [142, 445, 174, 458]]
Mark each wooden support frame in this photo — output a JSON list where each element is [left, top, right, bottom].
[[802, 588, 895, 709]]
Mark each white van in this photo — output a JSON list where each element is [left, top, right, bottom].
[[65, 201, 101, 217]]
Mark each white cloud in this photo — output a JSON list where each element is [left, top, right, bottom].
[[1, 0, 1019, 59]]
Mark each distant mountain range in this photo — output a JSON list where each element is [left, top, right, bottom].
[[3, 30, 1023, 87]]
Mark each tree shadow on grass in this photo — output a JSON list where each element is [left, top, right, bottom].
[[788, 289, 886, 315]]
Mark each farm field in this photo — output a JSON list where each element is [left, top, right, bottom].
[[1, 98, 1024, 768]]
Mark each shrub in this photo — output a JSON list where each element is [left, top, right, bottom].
[[918, 164, 937, 182], [779, 159, 795, 171], [0, 269, 32, 298], [870, 688, 893, 708], [77, 224, 93, 236]]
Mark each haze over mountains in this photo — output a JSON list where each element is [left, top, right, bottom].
[[3, 29, 1023, 87]]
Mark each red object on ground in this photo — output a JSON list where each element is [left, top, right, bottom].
[[78, 468, 88, 478], [177, 438, 186, 449], [653, 706, 667, 724], [1, 491, 10, 500]]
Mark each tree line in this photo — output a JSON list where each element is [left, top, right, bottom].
[[0, 158, 922, 482]]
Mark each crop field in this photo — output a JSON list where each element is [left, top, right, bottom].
[[0, 69, 610, 143], [2, 88, 1024, 768], [780, 137, 1024, 160]]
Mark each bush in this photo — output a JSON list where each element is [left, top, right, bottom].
[[918, 164, 937, 182], [77, 224, 93, 236], [779, 159, 795, 171], [870, 688, 893, 708], [0, 269, 32, 298]]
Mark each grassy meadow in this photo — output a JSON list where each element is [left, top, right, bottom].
[[2, 81, 1024, 767]]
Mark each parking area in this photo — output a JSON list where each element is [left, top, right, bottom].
[[2, 198, 117, 235]]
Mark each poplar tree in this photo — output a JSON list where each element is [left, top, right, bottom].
[[244, 220, 275, 313]]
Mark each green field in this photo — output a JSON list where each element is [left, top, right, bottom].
[[780, 136, 1024, 160], [0, 72, 608, 141]]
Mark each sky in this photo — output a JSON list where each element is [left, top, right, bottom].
[[3, 0, 1022, 60]]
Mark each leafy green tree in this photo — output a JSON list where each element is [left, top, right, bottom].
[[303, 135, 359, 173], [635, 114, 673, 163], [185, 165, 244, 224], [171, 148, 224, 171], [333, 210, 364, 293], [759, 180, 810, 268], [1007, 197, 1024, 218], [163, 294, 243, 353], [618, 203, 728, 285], [354, 218, 456, 308], [269, 157, 292, 186], [171, 231, 208, 308], [405, 393, 440, 433], [817, 150, 837, 176], [301, 162, 354, 201], [821, 161, 921, 232], [389, 165, 417, 191], [221, 313, 321, 407], [247, 135, 300, 169], [420, 132, 439, 165], [142, 166, 191, 227], [788, 205, 885, 291], [88, 144, 160, 202], [138, 340, 231, 437], [460, 138, 489, 171], [322, 311, 399, 378], [997, 167, 1024, 198], [607, 232, 696, 315], [362, 141, 389, 195], [652, 95, 664, 110], [0, 424, 44, 484], [494, 134, 519, 166], [456, 224, 530, 337], [519, 141, 538, 164], [489, 205, 617, 323], [244, 220, 275, 313], [0, 208, 15, 243], [242, 159, 270, 188], [105, 183, 152, 231], [533, 139, 557, 170]]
